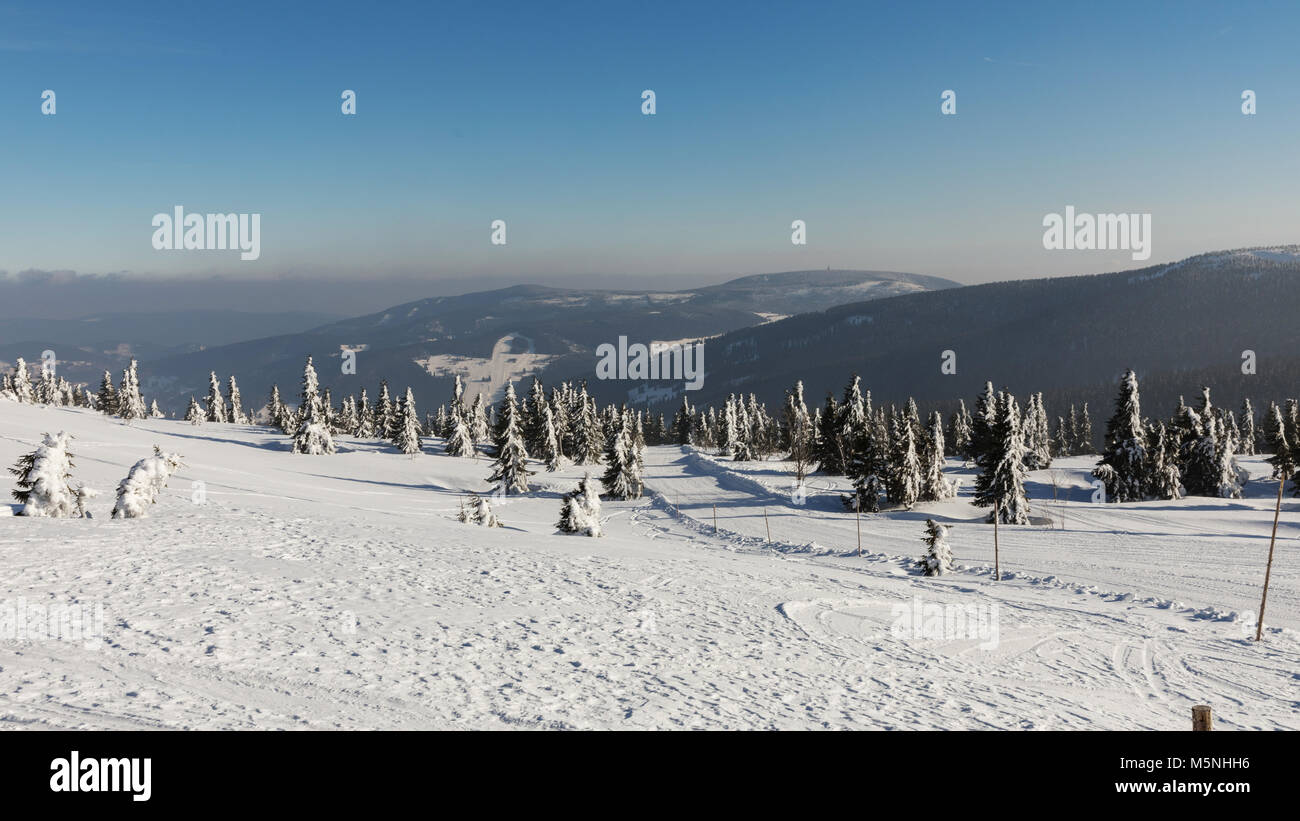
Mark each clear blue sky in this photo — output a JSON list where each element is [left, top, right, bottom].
[[1, 0, 1298, 290]]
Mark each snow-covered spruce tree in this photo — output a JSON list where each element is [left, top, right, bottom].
[[487, 387, 533, 494], [1211, 413, 1246, 498], [1092, 370, 1147, 503], [460, 494, 503, 527], [540, 404, 564, 471], [10, 431, 93, 517], [227, 376, 246, 424], [117, 359, 147, 422], [149, 399, 164, 419], [291, 356, 336, 455], [11, 358, 33, 403], [969, 381, 998, 466], [1076, 403, 1096, 454], [392, 387, 423, 455], [354, 388, 375, 438], [1265, 403, 1298, 493], [843, 410, 888, 512], [784, 380, 814, 484], [921, 411, 955, 502], [1053, 415, 1070, 459], [1240, 399, 1257, 456], [975, 392, 1030, 524], [445, 407, 475, 457], [469, 394, 490, 445], [570, 390, 603, 465], [205, 371, 228, 423], [949, 399, 973, 462], [600, 412, 642, 500], [1023, 392, 1052, 469], [557, 473, 603, 536], [96, 370, 117, 415], [672, 396, 695, 446], [886, 411, 922, 509], [1177, 406, 1219, 497], [111, 446, 184, 519], [493, 383, 528, 457], [1146, 421, 1183, 500], [918, 519, 954, 577], [522, 379, 550, 454], [185, 396, 203, 424], [815, 393, 843, 474], [375, 381, 395, 440]]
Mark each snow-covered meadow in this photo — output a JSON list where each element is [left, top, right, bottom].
[[1, 399, 1296, 730]]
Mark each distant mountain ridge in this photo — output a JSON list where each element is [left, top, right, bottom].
[[120, 269, 960, 414]]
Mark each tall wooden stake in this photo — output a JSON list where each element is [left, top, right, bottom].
[[764, 508, 771, 544], [993, 499, 1001, 581], [1256, 477, 1284, 642], [713, 504, 718, 535], [856, 503, 862, 557]]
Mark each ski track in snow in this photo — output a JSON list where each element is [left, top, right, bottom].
[[0, 402, 1296, 730]]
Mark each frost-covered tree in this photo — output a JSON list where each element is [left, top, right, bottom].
[[557, 473, 603, 536], [111, 446, 184, 519], [918, 519, 954, 577], [468, 394, 490, 445], [600, 412, 642, 500], [392, 387, 423, 455], [11, 358, 33, 404], [949, 399, 973, 462], [292, 357, 336, 455], [540, 404, 564, 471], [784, 380, 814, 484], [96, 370, 117, 415], [1092, 370, 1147, 503], [1265, 403, 1298, 493], [1146, 421, 1183, 500], [844, 409, 888, 513], [975, 392, 1030, 524], [117, 359, 147, 422], [184, 396, 203, 424], [921, 411, 955, 502], [354, 388, 375, 438], [1077, 403, 1096, 454], [969, 381, 998, 465], [1240, 399, 1257, 456], [149, 399, 164, 419], [205, 371, 228, 423], [458, 494, 503, 527], [375, 381, 395, 440], [570, 390, 603, 465], [227, 376, 246, 424], [886, 411, 922, 509], [10, 431, 94, 517], [487, 387, 532, 494], [1210, 413, 1246, 498], [1023, 392, 1052, 469], [445, 406, 475, 457]]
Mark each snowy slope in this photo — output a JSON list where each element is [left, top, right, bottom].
[[0, 399, 1296, 730]]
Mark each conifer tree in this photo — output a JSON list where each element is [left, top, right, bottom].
[[354, 388, 375, 438], [1147, 421, 1183, 500], [976, 392, 1030, 524], [111, 446, 184, 519], [540, 404, 563, 471], [886, 411, 922, 509], [487, 386, 533, 494], [10, 431, 93, 517], [291, 357, 336, 455], [205, 371, 228, 423], [600, 412, 642, 500], [1265, 404, 1298, 493], [949, 399, 973, 462], [375, 381, 395, 440], [117, 359, 147, 422], [571, 390, 603, 465], [11, 358, 33, 403], [392, 387, 423, 455], [918, 519, 954, 577], [557, 474, 603, 536], [96, 370, 117, 415], [1092, 370, 1148, 502], [921, 411, 955, 502], [185, 396, 203, 424], [1240, 399, 1257, 456], [227, 376, 246, 424], [444, 407, 475, 456]]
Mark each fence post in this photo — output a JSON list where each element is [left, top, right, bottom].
[[1192, 705, 1212, 731], [993, 499, 1001, 581]]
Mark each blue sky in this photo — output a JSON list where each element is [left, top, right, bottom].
[[1, 0, 1298, 293]]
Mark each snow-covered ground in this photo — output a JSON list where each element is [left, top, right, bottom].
[[0, 399, 1296, 730]]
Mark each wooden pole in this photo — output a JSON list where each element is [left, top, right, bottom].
[[856, 502, 862, 557], [1191, 705, 1212, 731], [1256, 477, 1285, 642], [764, 508, 771, 544], [993, 499, 1001, 581], [713, 504, 717, 535]]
